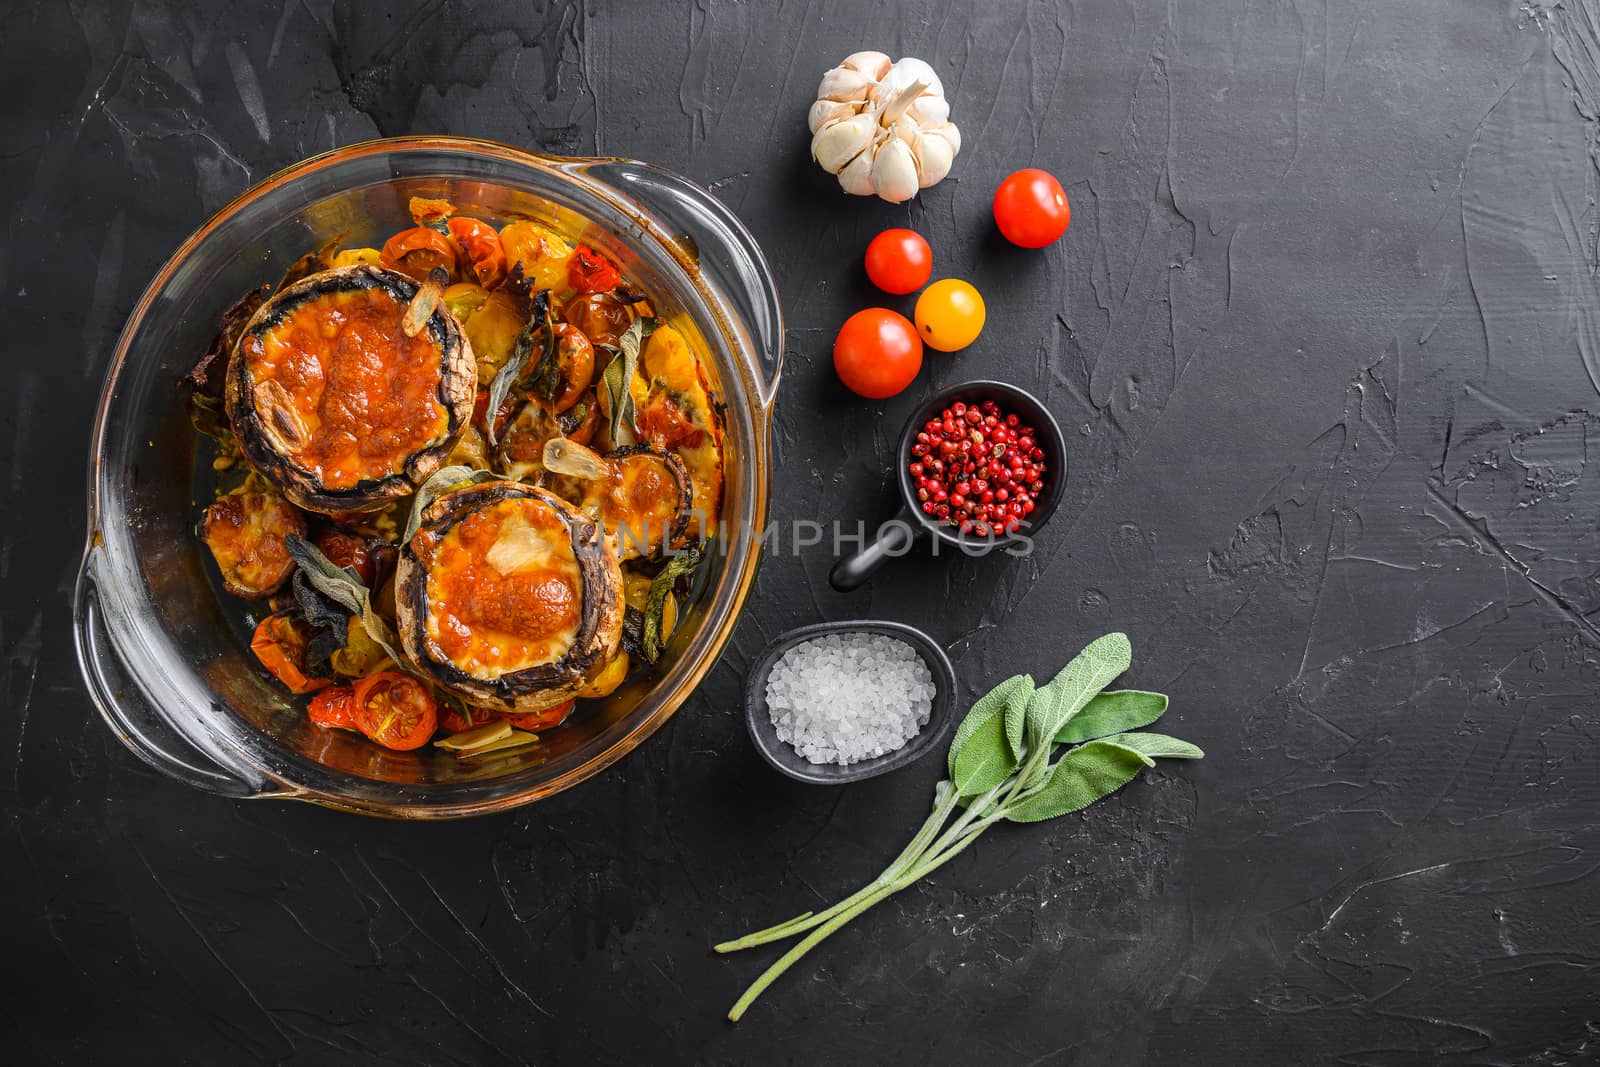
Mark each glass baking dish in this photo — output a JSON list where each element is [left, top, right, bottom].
[[73, 136, 782, 817]]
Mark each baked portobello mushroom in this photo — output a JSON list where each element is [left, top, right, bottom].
[[395, 481, 625, 714], [200, 491, 306, 598], [547, 443, 694, 561], [224, 264, 476, 515]]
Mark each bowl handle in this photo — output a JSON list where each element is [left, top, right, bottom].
[[73, 550, 282, 799], [829, 508, 925, 592], [572, 160, 785, 410]]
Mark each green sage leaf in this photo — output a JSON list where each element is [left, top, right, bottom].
[[1054, 690, 1169, 745], [404, 465, 496, 544], [1003, 675, 1031, 762], [951, 702, 1015, 797], [946, 674, 1031, 778], [1101, 731, 1205, 761], [1024, 632, 1132, 754], [1003, 740, 1153, 823]]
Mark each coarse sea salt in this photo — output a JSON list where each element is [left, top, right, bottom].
[[765, 632, 936, 766]]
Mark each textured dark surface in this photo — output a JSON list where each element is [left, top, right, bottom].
[[4, 1, 1600, 1063]]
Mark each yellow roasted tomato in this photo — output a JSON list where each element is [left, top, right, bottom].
[[500, 222, 575, 293], [463, 286, 527, 383]]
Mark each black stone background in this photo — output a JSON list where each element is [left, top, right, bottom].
[[3, 1, 1599, 1064]]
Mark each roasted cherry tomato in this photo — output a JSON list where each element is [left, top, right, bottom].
[[577, 653, 629, 698], [379, 227, 459, 283], [439, 699, 500, 734], [351, 671, 438, 751], [504, 699, 577, 732], [564, 291, 633, 348], [472, 387, 518, 440], [307, 685, 358, 730], [446, 217, 508, 289], [545, 323, 597, 413], [560, 393, 601, 446], [913, 279, 986, 352], [313, 527, 376, 587], [864, 229, 933, 295], [833, 308, 923, 399], [250, 613, 330, 695], [499, 222, 573, 292], [993, 168, 1071, 248], [567, 244, 621, 293], [408, 197, 455, 225]]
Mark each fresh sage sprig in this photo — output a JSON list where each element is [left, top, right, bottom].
[[715, 632, 1202, 1021]]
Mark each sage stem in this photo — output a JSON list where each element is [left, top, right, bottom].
[[714, 781, 961, 952]]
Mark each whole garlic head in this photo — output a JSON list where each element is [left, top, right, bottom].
[[809, 52, 961, 203]]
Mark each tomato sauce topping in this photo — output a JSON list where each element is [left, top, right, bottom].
[[421, 498, 584, 678], [242, 287, 449, 490]]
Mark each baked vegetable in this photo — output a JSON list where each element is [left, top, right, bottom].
[[224, 264, 476, 515], [395, 481, 625, 714], [564, 291, 634, 348], [546, 441, 694, 561], [636, 324, 724, 525], [201, 490, 306, 598]]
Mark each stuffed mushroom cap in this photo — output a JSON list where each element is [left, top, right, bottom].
[[225, 264, 476, 515], [395, 481, 625, 714]]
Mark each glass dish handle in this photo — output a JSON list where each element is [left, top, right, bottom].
[[73, 549, 277, 799], [573, 159, 784, 410]]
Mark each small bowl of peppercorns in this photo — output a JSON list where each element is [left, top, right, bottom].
[[830, 379, 1066, 591]]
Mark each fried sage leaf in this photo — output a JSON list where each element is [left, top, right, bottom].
[[284, 534, 417, 679], [601, 317, 653, 447], [403, 464, 497, 544], [641, 546, 701, 662], [485, 288, 551, 447]]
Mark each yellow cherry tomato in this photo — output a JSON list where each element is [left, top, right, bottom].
[[913, 279, 986, 352]]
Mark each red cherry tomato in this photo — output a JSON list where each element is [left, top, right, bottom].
[[446, 217, 507, 289], [379, 227, 459, 282], [833, 309, 923, 399], [439, 699, 500, 734], [864, 229, 933, 295], [312, 527, 377, 586], [307, 685, 358, 730], [993, 169, 1071, 248], [250, 614, 330, 695], [567, 244, 621, 293], [351, 671, 438, 751], [504, 699, 577, 732]]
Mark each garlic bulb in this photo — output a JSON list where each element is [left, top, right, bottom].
[[809, 52, 961, 203]]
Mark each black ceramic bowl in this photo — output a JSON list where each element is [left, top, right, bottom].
[[830, 380, 1068, 591], [744, 620, 958, 784]]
